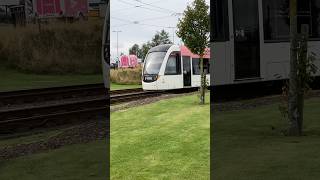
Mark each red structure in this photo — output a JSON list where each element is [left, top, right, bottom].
[[119, 55, 139, 68], [129, 55, 138, 67], [119, 55, 129, 68], [34, 0, 88, 17], [36, 0, 61, 17], [64, 0, 88, 17]]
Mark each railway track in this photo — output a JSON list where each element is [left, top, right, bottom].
[[0, 83, 107, 108], [0, 84, 196, 134], [0, 84, 108, 134]]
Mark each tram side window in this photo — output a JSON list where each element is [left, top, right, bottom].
[[212, 0, 229, 42], [192, 58, 210, 75], [263, 0, 290, 41], [263, 0, 320, 41], [165, 53, 181, 75], [311, 0, 320, 38]]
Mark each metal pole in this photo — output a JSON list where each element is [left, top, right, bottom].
[[167, 27, 175, 44], [172, 28, 175, 44], [112, 30, 122, 59]]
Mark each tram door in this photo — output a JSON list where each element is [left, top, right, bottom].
[[233, 0, 260, 79], [182, 56, 191, 87]]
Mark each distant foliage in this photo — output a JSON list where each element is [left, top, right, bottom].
[[129, 29, 172, 60], [0, 21, 103, 74]]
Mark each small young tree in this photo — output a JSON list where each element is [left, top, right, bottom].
[[287, 0, 318, 136], [177, 0, 210, 104], [288, 0, 300, 136]]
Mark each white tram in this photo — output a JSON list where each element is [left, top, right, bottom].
[[142, 44, 210, 90], [211, 0, 320, 86]]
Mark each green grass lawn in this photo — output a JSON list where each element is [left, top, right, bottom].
[[0, 94, 209, 179], [0, 66, 141, 91], [1, 93, 318, 179], [0, 140, 108, 180], [213, 97, 320, 180], [0, 67, 103, 92], [111, 95, 210, 179], [110, 83, 141, 90]]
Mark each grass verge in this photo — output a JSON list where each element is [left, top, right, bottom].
[[0, 140, 107, 180], [212, 97, 320, 179], [0, 94, 209, 179], [111, 94, 210, 179], [111, 83, 141, 90], [0, 67, 102, 92]]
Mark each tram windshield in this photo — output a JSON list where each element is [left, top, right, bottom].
[[143, 51, 167, 75]]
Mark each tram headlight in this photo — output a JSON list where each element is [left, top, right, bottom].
[[143, 74, 158, 82]]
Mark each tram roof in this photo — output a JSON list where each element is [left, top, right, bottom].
[[180, 45, 210, 59], [149, 44, 210, 59], [149, 44, 173, 53]]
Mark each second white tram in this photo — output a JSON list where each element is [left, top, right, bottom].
[[211, 0, 320, 87], [142, 44, 210, 90]]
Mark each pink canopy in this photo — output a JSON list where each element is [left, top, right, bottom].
[[129, 55, 138, 67], [36, 0, 61, 16], [180, 46, 210, 59], [64, 0, 88, 17], [120, 55, 129, 68]]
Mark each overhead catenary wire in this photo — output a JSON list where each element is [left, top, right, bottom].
[[111, 15, 176, 23], [112, 0, 164, 12], [111, 18, 176, 29], [111, 0, 183, 28], [132, 0, 177, 14], [116, 0, 173, 14], [111, 15, 179, 29]]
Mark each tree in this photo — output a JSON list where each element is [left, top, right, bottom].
[[150, 29, 172, 47], [140, 42, 152, 61], [288, 0, 300, 136], [129, 44, 141, 58], [177, 0, 209, 104], [287, 0, 317, 136], [130, 30, 172, 61]]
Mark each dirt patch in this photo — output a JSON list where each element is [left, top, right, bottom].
[[0, 117, 107, 160]]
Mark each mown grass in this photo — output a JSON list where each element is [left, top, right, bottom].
[[1, 94, 319, 179], [212, 97, 320, 179], [0, 66, 103, 92], [0, 66, 141, 91], [0, 140, 107, 180], [0, 94, 209, 179], [111, 94, 210, 179], [110, 83, 141, 90]]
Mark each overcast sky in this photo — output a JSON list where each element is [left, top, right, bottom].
[[110, 0, 209, 60]]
